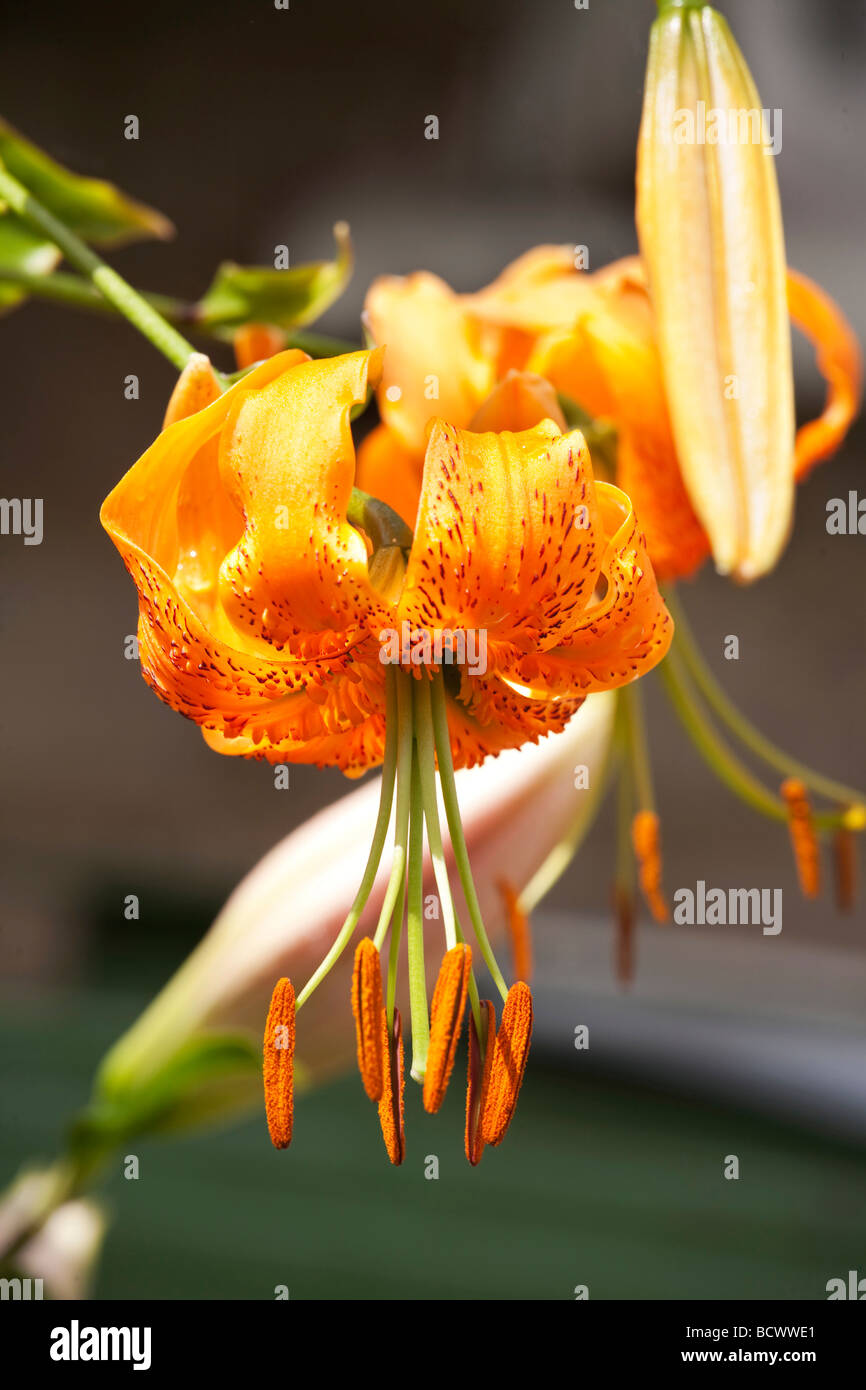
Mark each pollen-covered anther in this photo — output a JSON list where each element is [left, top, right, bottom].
[[263, 976, 295, 1149], [480, 981, 534, 1147], [423, 944, 472, 1114], [352, 937, 384, 1100], [781, 778, 821, 899], [631, 810, 668, 922], [465, 999, 496, 1166], [498, 878, 533, 982], [378, 1008, 406, 1165]]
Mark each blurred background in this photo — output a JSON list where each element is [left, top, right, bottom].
[[1, 0, 865, 1298]]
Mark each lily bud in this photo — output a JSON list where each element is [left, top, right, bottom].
[[637, 0, 795, 581]]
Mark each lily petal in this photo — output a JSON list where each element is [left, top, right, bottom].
[[787, 269, 863, 481], [365, 271, 495, 453]]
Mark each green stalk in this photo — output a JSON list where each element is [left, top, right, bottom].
[[296, 668, 400, 1009], [373, 671, 415, 950], [520, 725, 616, 913], [658, 649, 846, 831], [0, 265, 190, 322], [413, 678, 458, 951], [0, 163, 201, 374], [429, 674, 508, 1001], [666, 590, 866, 812], [406, 745, 430, 1082], [620, 683, 656, 813]]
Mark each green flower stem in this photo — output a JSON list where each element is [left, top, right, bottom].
[[658, 649, 846, 832], [296, 668, 400, 1010], [659, 649, 789, 823], [615, 722, 637, 901], [0, 264, 362, 365], [453, 912, 483, 1037], [385, 875, 406, 1026], [620, 683, 657, 813], [666, 590, 866, 813], [0, 265, 189, 322], [413, 678, 459, 951], [406, 744, 430, 1082], [520, 726, 616, 914], [0, 163, 200, 374], [373, 672, 415, 951], [429, 674, 509, 1002]]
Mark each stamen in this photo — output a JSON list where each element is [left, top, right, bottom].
[[352, 938, 384, 1101], [833, 826, 857, 913], [378, 1007, 406, 1166], [263, 977, 295, 1150], [465, 999, 496, 1166], [631, 810, 668, 922], [781, 778, 821, 899], [481, 981, 534, 1147], [423, 944, 472, 1114], [498, 878, 533, 982]]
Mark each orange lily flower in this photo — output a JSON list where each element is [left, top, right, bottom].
[[359, 246, 860, 585], [101, 345, 672, 1162], [356, 246, 863, 968]]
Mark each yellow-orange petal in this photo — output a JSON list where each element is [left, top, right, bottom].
[[787, 270, 863, 481], [365, 270, 495, 453], [481, 981, 533, 1147], [352, 938, 384, 1100], [263, 976, 295, 1149], [423, 944, 472, 1114], [498, 878, 533, 983], [631, 810, 668, 923], [378, 1008, 406, 1166], [354, 423, 423, 530], [781, 779, 821, 899], [216, 348, 391, 657], [102, 349, 396, 773], [465, 999, 496, 1167], [399, 419, 607, 659], [528, 264, 711, 584], [234, 323, 287, 370], [464, 244, 600, 336], [163, 352, 223, 427], [615, 434, 710, 585], [468, 369, 566, 434], [513, 480, 674, 698]]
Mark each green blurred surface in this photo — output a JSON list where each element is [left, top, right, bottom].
[[1, 989, 864, 1300]]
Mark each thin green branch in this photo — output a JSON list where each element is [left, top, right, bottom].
[[0, 162, 198, 373]]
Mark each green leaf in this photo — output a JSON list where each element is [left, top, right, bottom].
[[195, 221, 353, 336], [0, 116, 173, 246], [69, 1032, 261, 1164], [0, 218, 60, 311]]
